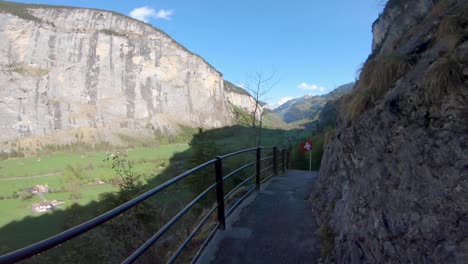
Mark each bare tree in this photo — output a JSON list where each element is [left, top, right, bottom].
[[105, 154, 142, 199], [244, 71, 279, 145]]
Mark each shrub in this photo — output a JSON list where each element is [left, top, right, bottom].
[[19, 191, 32, 200]]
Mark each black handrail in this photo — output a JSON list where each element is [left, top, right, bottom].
[[223, 161, 256, 181], [224, 173, 256, 201], [0, 146, 288, 264], [122, 181, 218, 263], [260, 155, 274, 161], [218, 147, 257, 159]]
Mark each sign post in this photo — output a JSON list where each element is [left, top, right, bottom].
[[300, 140, 313, 171]]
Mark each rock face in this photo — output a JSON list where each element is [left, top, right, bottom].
[[0, 2, 256, 153], [311, 0, 468, 263], [372, 0, 434, 53], [224, 80, 260, 116], [274, 82, 353, 123]]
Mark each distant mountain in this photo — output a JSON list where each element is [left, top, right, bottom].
[[273, 82, 354, 123]]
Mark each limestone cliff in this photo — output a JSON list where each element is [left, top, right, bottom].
[[311, 0, 468, 263], [0, 1, 255, 154], [224, 80, 262, 116]]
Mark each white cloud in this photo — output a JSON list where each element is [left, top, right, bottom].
[[298, 82, 325, 91], [129, 6, 173, 22], [265, 97, 294, 110], [155, 9, 173, 20]]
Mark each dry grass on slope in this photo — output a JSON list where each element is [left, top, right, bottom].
[[424, 55, 464, 102], [436, 6, 468, 46], [342, 53, 414, 121]]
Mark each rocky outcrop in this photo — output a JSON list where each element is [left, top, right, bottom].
[[0, 2, 256, 154], [311, 0, 468, 263], [372, 0, 434, 53]]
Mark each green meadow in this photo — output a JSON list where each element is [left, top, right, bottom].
[[0, 144, 190, 232]]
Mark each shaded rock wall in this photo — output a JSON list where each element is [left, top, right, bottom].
[[311, 0, 468, 263]]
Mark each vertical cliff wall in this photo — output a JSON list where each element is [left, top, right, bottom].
[[0, 2, 249, 152], [311, 0, 468, 263]]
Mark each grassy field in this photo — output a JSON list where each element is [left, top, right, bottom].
[[0, 144, 190, 197], [0, 184, 117, 228], [0, 144, 190, 178], [0, 143, 190, 241]]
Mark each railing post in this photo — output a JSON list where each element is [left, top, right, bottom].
[[256, 147, 261, 190], [215, 157, 226, 230], [273, 146, 278, 176], [282, 149, 286, 174]]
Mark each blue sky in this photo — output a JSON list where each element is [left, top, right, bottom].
[[12, 0, 385, 108]]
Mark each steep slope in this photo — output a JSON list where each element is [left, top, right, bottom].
[[0, 1, 255, 154], [311, 0, 468, 263], [273, 82, 353, 123]]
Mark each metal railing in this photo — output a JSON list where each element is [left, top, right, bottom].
[[0, 146, 288, 264]]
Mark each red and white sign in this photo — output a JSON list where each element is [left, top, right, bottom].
[[300, 140, 313, 152]]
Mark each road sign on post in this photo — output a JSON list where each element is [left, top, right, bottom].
[[300, 140, 313, 171]]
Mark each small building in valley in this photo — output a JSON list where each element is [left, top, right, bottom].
[[32, 200, 64, 213], [25, 184, 49, 194]]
